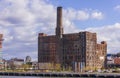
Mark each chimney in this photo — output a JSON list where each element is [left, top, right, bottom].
[[56, 6, 63, 38], [57, 7, 62, 27]]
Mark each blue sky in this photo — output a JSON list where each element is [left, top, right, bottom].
[[0, 0, 120, 61], [49, 0, 120, 28]]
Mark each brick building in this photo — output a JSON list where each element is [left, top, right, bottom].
[[0, 34, 3, 69], [107, 54, 120, 68], [114, 57, 120, 65], [38, 7, 107, 72]]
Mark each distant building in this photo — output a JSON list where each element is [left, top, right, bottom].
[[116, 52, 120, 57], [7, 58, 24, 69], [0, 34, 3, 69], [32, 61, 38, 70], [38, 7, 107, 72], [114, 57, 120, 65], [0, 59, 7, 69], [107, 54, 120, 68], [107, 55, 114, 65], [25, 56, 31, 63], [11, 58, 24, 66]]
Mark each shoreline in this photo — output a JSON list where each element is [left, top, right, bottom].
[[0, 72, 120, 77]]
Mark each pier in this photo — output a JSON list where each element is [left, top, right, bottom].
[[0, 72, 120, 78]]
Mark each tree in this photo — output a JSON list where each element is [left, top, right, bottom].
[[10, 63, 16, 70], [55, 64, 61, 71], [21, 64, 32, 71]]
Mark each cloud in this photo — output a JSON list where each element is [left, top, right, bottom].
[[0, 0, 56, 60], [91, 11, 104, 20], [63, 8, 89, 21], [114, 5, 120, 11], [64, 8, 104, 21], [0, 0, 105, 61], [76, 11, 89, 20], [86, 23, 120, 54]]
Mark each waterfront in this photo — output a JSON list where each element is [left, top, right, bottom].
[[0, 72, 120, 78], [0, 76, 40, 78], [0, 76, 73, 78], [0, 76, 85, 78]]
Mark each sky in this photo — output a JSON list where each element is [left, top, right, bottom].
[[0, 0, 120, 61]]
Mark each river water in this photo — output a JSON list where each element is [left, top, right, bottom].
[[0, 76, 71, 78], [0, 76, 41, 78], [0, 76, 86, 78], [0, 76, 72, 78]]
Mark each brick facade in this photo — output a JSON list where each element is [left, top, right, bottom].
[[38, 7, 107, 72], [114, 57, 120, 65]]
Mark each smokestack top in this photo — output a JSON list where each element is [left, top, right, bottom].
[[57, 6, 62, 27], [57, 6, 62, 9]]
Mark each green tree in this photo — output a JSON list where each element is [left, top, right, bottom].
[[21, 64, 32, 71]]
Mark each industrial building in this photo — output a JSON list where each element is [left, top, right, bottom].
[[38, 7, 107, 72]]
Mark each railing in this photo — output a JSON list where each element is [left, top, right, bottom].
[[0, 72, 120, 77]]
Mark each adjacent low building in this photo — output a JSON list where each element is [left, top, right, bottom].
[[7, 58, 24, 69], [107, 54, 120, 68]]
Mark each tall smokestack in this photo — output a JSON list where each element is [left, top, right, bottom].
[[57, 7, 62, 27], [56, 7, 63, 64], [56, 6, 63, 38]]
